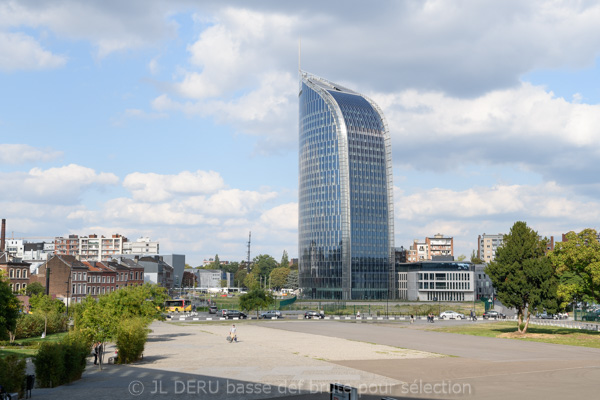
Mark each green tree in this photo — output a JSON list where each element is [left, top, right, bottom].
[[470, 250, 485, 264], [456, 254, 467, 261], [270, 267, 290, 291], [238, 288, 274, 318], [212, 254, 221, 269], [285, 269, 299, 290], [29, 294, 65, 337], [252, 254, 278, 280], [549, 229, 600, 307], [485, 221, 558, 333], [75, 284, 167, 368], [235, 269, 247, 288], [0, 271, 21, 342], [184, 263, 193, 269], [25, 281, 45, 297], [280, 250, 289, 268], [244, 273, 259, 290]]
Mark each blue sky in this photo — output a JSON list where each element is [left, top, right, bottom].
[[2, 0, 600, 265]]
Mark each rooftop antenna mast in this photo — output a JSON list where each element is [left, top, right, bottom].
[[246, 231, 251, 272]]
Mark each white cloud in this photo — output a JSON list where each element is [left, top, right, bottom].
[[0, 144, 63, 164], [260, 203, 298, 231], [123, 170, 226, 202], [0, 164, 118, 204], [0, 0, 180, 58], [394, 181, 600, 257], [0, 32, 66, 71], [374, 82, 600, 186]]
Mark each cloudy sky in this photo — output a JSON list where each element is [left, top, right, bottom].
[[2, 0, 600, 266]]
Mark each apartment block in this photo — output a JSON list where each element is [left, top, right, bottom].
[[477, 233, 504, 263], [407, 234, 453, 262], [55, 233, 126, 262], [122, 237, 159, 255]]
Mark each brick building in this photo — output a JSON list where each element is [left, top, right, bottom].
[[34, 255, 88, 304], [83, 261, 116, 297], [0, 252, 31, 293]]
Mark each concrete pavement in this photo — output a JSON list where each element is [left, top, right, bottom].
[[29, 319, 600, 399]]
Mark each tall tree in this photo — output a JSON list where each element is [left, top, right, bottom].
[[280, 250, 289, 268], [252, 254, 278, 279], [211, 254, 221, 269], [270, 267, 290, 291], [485, 221, 558, 333], [0, 272, 21, 342], [549, 229, 600, 307], [286, 269, 299, 290], [243, 273, 259, 291], [234, 269, 247, 288]]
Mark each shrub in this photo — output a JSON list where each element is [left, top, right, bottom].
[[0, 355, 26, 397], [15, 313, 45, 339], [14, 312, 67, 339], [34, 342, 65, 388], [116, 317, 148, 364], [33, 331, 91, 388], [62, 331, 92, 382]]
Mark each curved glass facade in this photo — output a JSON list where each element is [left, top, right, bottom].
[[298, 72, 394, 300]]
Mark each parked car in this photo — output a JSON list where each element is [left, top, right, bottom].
[[439, 311, 466, 320], [304, 310, 324, 319], [482, 310, 506, 319], [209, 305, 218, 314], [536, 312, 555, 319], [225, 310, 247, 319], [259, 311, 282, 319]]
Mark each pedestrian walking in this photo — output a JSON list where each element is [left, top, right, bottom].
[[229, 324, 237, 343], [410, 314, 414, 324]]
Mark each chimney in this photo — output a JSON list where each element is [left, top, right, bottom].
[[1, 219, 5, 252]]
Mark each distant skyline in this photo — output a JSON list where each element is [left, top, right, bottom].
[[2, 1, 600, 266]]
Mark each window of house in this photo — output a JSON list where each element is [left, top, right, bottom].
[[23, 269, 27, 278], [9, 269, 13, 278]]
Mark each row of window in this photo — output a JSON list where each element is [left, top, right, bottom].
[[7, 268, 28, 278], [9, 283, 26, 293]]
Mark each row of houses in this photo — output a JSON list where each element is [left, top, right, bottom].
[[1, 251, 185, 308]]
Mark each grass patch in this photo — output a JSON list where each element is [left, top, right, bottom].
[[431, 322, 600, 348], [0, 332, 69, 360]]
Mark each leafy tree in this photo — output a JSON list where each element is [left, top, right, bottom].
[[270, 267, 290, 290], [25, 281, 45, 297], [244, 273, 259, 291], [215, 261, 239, 275], [238, 288, 274, 318], [0, 271, 21, 342], [234, 269, 247, 288], [29, 294, 65, 337], [220, 279, 228, 288], [549, 229, 600, 307], [456, 254, 467, 261], [75, 284, 167, 368], [252, 254, 278, 279], [280, 250, 289, 268], [184, 263, 193, 270], [285, 269, 299, 290], [470, 250, 485, 264], [485, 221, 558, 333]]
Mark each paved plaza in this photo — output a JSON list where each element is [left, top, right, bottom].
[[31, 319, 600, 399]]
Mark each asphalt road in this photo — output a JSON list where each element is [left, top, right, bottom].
[[267, 320, 600, 399]]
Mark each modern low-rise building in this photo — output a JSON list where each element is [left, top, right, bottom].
[[396, 261, 492, 302]]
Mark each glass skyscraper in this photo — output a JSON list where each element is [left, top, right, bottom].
[[298, 71, 395, 300]]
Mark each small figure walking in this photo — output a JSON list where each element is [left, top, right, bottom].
[[410, 314, 415, 324], [356, 310, 361, 319], [229, 324, 237, 343], [93, 341, 102, 365]]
